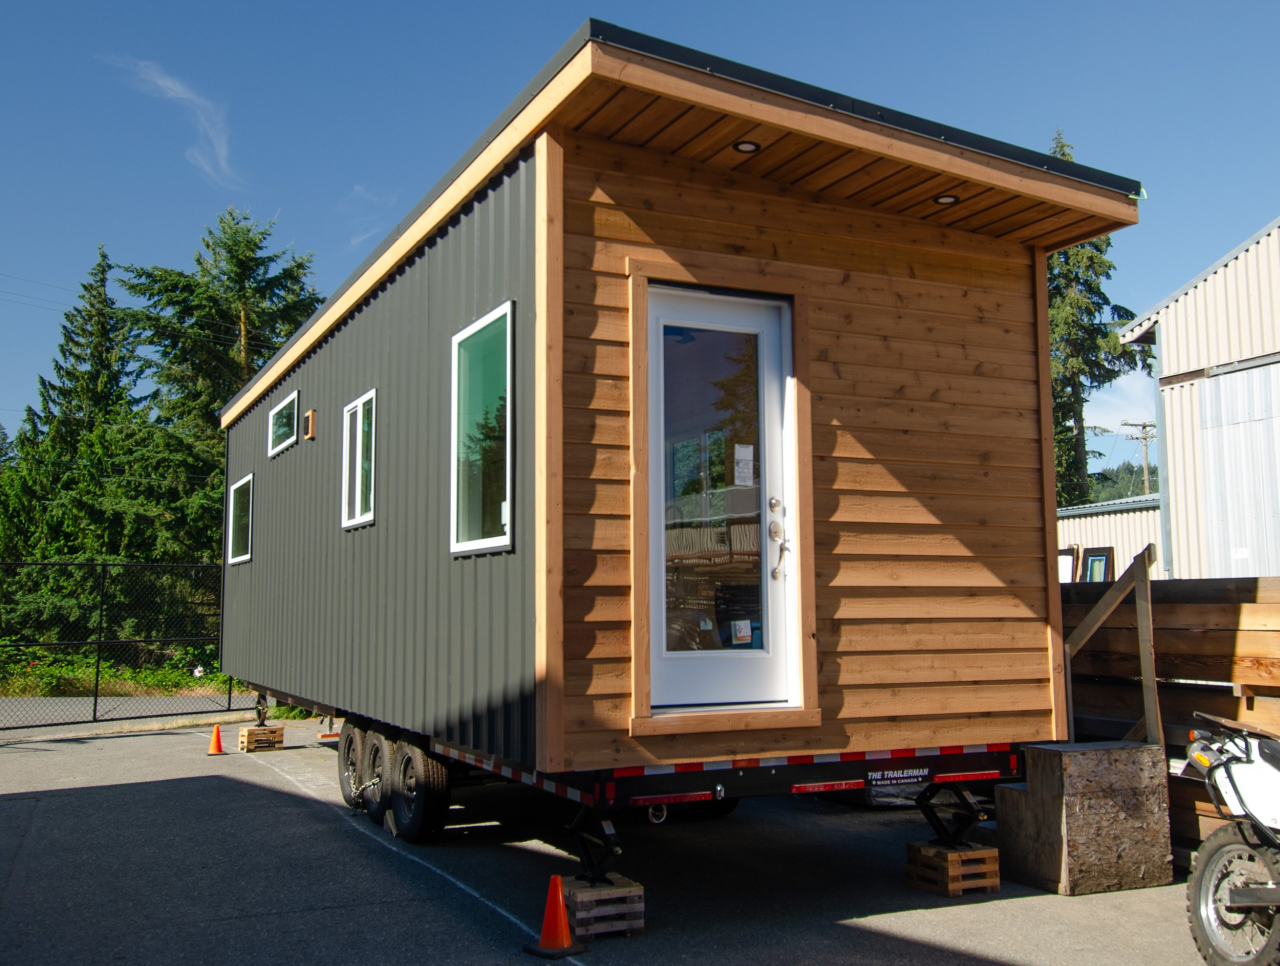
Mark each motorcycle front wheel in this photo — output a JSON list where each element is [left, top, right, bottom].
[[1188, 823, 1280, 966]]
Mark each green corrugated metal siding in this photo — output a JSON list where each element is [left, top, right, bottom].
[[222, 153, 537, 764]]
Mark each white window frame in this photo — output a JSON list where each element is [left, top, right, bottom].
[[227, 473, 254, 564], [341, 388, 377, 529], [450, 301, 513, 554], [267, 389, 299, 457]]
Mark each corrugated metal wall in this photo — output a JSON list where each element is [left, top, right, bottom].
[[1202, 362, 1280, 576], [222, 154, 538, 764], [1057, 500, 1164, 580], [1161, 380, 1207, 578], [1137, 219, 1280, 579], [1152, 221, 1280, 376]]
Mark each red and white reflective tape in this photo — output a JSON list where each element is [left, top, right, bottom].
[[428, 739, 595, 806], [612, 743, 1011, 778]]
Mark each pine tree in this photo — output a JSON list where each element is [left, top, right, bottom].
[[2, 247, 148, 561], [1048, 132, 1152, 507], [123, 208, 322, 561]]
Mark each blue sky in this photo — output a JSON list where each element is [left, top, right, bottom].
[[3, 1, 1276, 477]]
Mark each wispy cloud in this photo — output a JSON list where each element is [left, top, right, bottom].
[[340, 184, 399, 250], [105, 55, 242, 189]]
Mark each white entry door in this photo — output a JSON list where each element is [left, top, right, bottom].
[[648, 287, 797, 710]]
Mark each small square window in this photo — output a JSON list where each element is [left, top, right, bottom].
[[268, 390, 299, 457], [451, 302, 512, 554], [342, 389, 376, 528], [227, 473, 253, 564]]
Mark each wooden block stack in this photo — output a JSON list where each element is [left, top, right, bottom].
[[238, 724, 286, 752], [997, 742, 1172, 895], [562, 874, 644, 941], [905, 842, 1000, 898]]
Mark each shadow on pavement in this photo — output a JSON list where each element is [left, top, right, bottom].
[[0, 742, 1101, 966]]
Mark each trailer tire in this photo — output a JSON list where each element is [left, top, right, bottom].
[[361, 729, 394, 827], [688, 797, 739, 820], [389, 741, 451, 844], [337, 720, 365, 809]]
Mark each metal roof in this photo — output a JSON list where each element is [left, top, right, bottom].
[[223, 18, 1145, 419], [1121, 212, 1280, 345], [1056, 493, 1161, 519]]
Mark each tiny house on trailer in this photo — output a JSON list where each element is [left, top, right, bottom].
[[219, 21, 1142, 841]]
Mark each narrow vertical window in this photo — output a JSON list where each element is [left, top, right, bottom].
[[267, 389, 299, 457], [451, 302, 512, 553], [342, 388, 376, 528], [227, 473, 253, 564]]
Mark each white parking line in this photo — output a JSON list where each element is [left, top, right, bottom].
[[210, 732, 584, 965]]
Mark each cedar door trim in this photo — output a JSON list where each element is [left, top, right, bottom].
[[626, 257, 820, 737], [1033, 248, 1069, 741], [535, 127, 567, 771]]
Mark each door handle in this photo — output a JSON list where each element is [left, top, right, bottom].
[[771, 533, 789, 580]]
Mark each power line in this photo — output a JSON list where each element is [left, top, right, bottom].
[[0, 296, 63, 312], [0, 288, 73, 308], [0, 271, 78, 293]]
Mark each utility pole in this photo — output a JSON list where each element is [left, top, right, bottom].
[[1121, 420, 1157, 495]]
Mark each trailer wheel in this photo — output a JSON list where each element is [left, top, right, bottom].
[[389, 741, 451, 843], [361, 729, 393, 827], [688, 797, 739, 820], [337, 720, 365, 809]]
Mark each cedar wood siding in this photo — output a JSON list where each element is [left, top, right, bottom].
[[559, 134, 1056, 770], [222, 153, 538, 764]]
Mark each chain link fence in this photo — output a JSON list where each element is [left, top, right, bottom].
[[0, 561, 255, 730]]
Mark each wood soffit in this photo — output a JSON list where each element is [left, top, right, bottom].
[[221, 37, 1138, 427], [563, 44, 1137, 251]]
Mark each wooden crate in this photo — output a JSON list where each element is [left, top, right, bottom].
[[562, 874, 644, 941], [905, 842, 1000, 898], [238, 725, 286, 753]]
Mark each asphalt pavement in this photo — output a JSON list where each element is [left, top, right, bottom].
[[0, 721, 1204, 965]]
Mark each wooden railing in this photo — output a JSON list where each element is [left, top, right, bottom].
[[1062, 561, 1280, 855]]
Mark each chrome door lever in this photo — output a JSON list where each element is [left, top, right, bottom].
[[771, 537, 789, 580]]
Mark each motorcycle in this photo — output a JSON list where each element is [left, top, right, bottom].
[[1185, 712, 1280, 965]]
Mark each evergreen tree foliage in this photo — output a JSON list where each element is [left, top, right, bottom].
[[0, 247, 149, 562], [1048, 131, 1153, 507], [1089, 460, 1160, 503], [120, 207, 321, 562]]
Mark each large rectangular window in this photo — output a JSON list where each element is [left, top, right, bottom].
[[451, 302, 512, 553], [268, 389, 299, 457], [342, 388, 376, 528], [227, 473, 253, 564]]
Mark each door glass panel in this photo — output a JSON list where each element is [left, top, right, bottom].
[[663, 324, 762, 652]]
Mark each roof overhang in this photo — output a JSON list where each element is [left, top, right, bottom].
[[221, 19, 1141, 428]]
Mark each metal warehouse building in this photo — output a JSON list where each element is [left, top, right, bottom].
[[1124, 215, 1280, 578]]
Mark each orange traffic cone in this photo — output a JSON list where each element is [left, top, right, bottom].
[[207, 725, 226, 756], [523, 875, 585, 958]]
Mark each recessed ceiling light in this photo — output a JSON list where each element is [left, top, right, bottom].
[[934, 194, 960, 205], [733, 140, 761, 154]]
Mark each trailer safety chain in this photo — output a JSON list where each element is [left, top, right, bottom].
[[348, 775, 381, 815]]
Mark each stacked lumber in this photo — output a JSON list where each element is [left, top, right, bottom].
[[562, 874, 644, 940], [238, 724, 286, 752], [905, 842, 1000, 898]]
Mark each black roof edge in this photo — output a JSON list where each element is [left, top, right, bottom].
[[223, 17, 1141, 421]]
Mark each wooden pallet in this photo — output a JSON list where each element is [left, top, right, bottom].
[[238, 725, 286, 753], [905, 842, 1000, 898], [562, 874, 644, 940]]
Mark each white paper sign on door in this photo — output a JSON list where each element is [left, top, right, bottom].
[[734, 443, 754, 486]]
